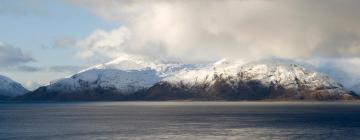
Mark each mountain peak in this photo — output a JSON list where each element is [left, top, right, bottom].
[[0, 75, 28, 98]]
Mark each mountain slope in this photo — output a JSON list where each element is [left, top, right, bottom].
[[147, 59, 355, 100], [22, 54, 194, 100], [0, 75, 28, 99], [22, 69, 159, 100]]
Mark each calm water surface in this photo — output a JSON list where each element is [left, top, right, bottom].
[[1, 101, 360, 140]]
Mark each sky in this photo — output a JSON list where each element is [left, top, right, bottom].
[[0, 0, 117, 88], [0, 0, 359, 90]]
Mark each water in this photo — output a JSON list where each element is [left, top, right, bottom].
[[1, 102, 360, 140]]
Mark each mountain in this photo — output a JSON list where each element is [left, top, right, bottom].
[[0, 75, 28, 99], [306, 60, 360, 96], [149, 59, 356, 100], [22, 56, 358, 101], [21, 54, 194, 100]]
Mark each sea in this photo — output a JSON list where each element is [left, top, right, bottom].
[[1, 101, 360, 140]]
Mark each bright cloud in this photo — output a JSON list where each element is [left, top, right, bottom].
[[75, 26, 131, 62], [69, 0, 360, 62]]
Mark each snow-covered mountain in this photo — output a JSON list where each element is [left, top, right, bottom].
[[302, 59, 360, 95], [152, 59, 354, 100], [48, 69, 161, 94], [165, 59, 344, 91], [23, 54, 195, 100], [23, 55, 358, 101], [46, 54, 194, 93], [0, 75, 28, 98]]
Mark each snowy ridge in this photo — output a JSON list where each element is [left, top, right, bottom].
[[164, 59, 347, 94], [80, 53, 195, 77], [46, 53, 195, 94], [240, 60, 343, 90], [0, 75, 28, 97], [48, 69, 160, 94], [164, 58, 246, 85], [291, 58, 360, 95]]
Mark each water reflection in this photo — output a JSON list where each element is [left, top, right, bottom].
[[1, 102, 360, 140]]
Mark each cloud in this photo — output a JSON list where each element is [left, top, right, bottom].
[[0, 0, 47, 16], [0, 42, 36, 67], [48, 65, 87, 73], [68, 0, 360, 62], [54, 37, 76, 48], [16, 65, 41, 72], [75, 27, 130, 61], [42, 37, 77, 49]]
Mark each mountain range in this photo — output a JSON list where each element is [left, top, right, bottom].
[[1, 54, 359, 101]]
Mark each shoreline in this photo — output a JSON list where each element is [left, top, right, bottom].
[[1, 99, 360, 104]]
